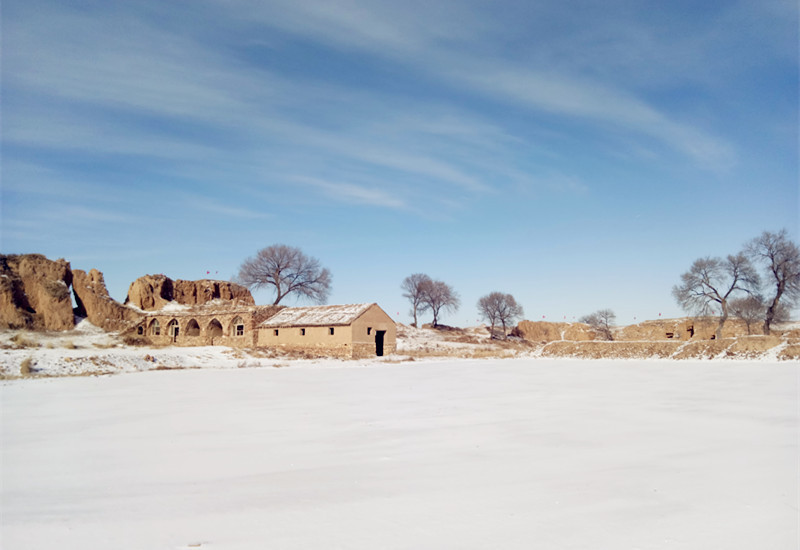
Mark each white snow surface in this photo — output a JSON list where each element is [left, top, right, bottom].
[[260, 303, 374, 327], [2, 358, 797, 550]]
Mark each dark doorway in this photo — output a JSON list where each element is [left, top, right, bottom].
[[375, 330, 386, 356]]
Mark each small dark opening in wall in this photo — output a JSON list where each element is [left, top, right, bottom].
[[137, 326, 144, 335], [274, 329, 279, 336], [687, 326, 695, 338], [666, 332, 674, 339], [367, 327, 372, 335], [301, 328, 306, 336], [329, 327, 335, 335]]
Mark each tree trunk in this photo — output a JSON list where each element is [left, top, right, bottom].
[[716, 302, 728, 340], [764, 281, 786, 336], [763, 305, 775, 336], [412, 306, 418, 328]]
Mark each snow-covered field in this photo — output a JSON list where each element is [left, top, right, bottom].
[[2, 358, 797, 549]]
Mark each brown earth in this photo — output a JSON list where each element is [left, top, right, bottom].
[[173, 279, 254, 307], [72, 269, 145, 331], [534, 335, 791, 361], [514, 321, 596, 342], [125, 275, 254, 310], [0, 254, 74, 331], [615, 317, 755, 340]]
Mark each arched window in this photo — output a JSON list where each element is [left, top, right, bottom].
[[168, 319, 180, 340], [231, 316, 245, 337], [149, 319, 161, 336], [186, 319, 200, 336], [207, 319, 223, 337]]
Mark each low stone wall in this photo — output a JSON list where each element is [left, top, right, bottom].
[[352, 342, 397, 359], [537, 335, 794, 360]]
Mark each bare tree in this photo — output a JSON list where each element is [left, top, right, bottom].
[[579, 309, 616, 340], [236, 244, 331, 305], [477, 292, 524, 338], [746, 229, 800, 335], [729, 295, 765, 335], [401, 273, 432, 328], [672, 254, 760, 339], [420, 279, 460, 327]]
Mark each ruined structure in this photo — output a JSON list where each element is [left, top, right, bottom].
[[513, 321, 596, 343], [0, 254, 74, 331], [135, 304, 281, 348], [258, 303, 396, 358], [125, 275, 254, 310], [514, 317, 757, 344], [614, 317, 752, 340], [72, 269, 144, 331]]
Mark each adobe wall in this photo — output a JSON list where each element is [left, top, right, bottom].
[[138, 310, 261, 348], [257, 325, 356, 357], [351, 305, 397, 357]]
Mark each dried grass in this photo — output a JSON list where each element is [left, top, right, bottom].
[[10, 333, 38, 349], [20, 356, 34, 375]]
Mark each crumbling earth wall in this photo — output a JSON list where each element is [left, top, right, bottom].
[[0, 254, 74, 331]]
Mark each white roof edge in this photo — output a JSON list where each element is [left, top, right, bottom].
[[259, 303, 379, 327]]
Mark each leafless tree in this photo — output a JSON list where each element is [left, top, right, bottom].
[[672, 254, 760, 339], [746, 229, 800, 334], [477, 292, 524, 338], [401, 273, 432, 327], [728, 295, 765, 335], [420, 279, 460, 327], [579, 309, 616, 340], [236, 244, 331, 305]]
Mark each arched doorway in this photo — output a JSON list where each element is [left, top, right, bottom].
[[167, 319, 180, 342], [207, 319, 223, 338], [186, 319, 201, 337]]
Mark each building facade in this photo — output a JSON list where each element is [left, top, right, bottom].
[[135, 304, 280, 348], [258, 303, 396, 358], [135, 302, 396, 357]]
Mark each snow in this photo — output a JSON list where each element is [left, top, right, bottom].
[[2, 358, 797, 549], [260, 303, 374, 327]]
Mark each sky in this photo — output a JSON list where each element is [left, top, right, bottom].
[[2, 0, 798, 327]]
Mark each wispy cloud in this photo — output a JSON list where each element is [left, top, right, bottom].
[[183, 195, 271, 220], [288, 176, 408, 210]]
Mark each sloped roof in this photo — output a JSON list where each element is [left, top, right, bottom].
[[260, 303, 375, 327]]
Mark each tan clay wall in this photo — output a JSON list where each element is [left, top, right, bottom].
[[257, 325, 355, 357], [258, 324, 354, 353], [139, 311, 258, 348], [351, 305, 396, 357]]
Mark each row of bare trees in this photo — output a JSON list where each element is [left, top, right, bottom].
[[233, 235, 797, 341], [402, 274, 526, 337], [673, 230, 800, 338], [401, 274, 460, 327]]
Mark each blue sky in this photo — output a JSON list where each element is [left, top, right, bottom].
[[2, 0, 798, 327]]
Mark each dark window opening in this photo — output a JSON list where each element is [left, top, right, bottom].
[[301, 328, 306, 336], [329, 327, 335, 335], [274, 329, 279, 336], [137, 326, 144, 335], [666, 332, 674, 339], [367, 327, 372, 335]]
